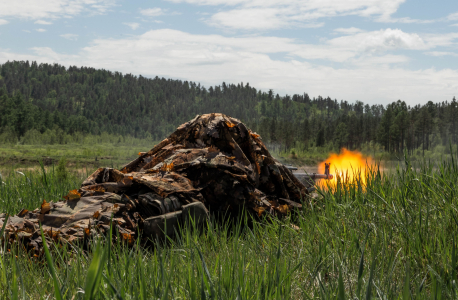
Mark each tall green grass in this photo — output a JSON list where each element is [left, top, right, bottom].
[[0, 151, 457, 299], [0, 163, 87, 215]]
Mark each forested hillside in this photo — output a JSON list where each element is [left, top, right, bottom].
[[0, 60, 457, 154]]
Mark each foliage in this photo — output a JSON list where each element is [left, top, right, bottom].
[[0, 61, 456, 156]]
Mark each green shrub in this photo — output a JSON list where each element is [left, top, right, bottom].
[[0, 127, 18, 145], [20, 129, 42, 145]]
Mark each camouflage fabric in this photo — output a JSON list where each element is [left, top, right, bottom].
[[0, 113, 307, 253]]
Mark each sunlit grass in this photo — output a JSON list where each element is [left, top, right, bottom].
[[0, 139, 156, 170], [0, 149, 458, 299]]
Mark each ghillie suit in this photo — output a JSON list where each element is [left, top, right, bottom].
[[0, 113, 307, 253]]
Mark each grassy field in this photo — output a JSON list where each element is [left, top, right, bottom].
[[0, 144, 148, 171], [0, 147, 457, 299], [0, 134, 155, 170]]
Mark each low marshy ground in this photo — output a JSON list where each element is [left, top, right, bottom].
[[0, 146, 457, 299]]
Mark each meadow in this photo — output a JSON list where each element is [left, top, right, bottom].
[[0, 145, 457, 299], [0, 133, 155, 171]]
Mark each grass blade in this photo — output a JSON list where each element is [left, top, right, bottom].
[[40, 224, 63, 300], [403, 261, 410, 300], [337, 267, 345, 300], [365, 252, 376, 300], [12, 254, 18, 300], [83, 241, 107, 300], [356, 248, 364, 298], [102, 273, 124, 300], [196, 246, 216, 298]]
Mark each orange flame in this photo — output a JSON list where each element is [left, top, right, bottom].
[[318, 148, 373, 189]]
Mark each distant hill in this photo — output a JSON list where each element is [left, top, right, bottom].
[[0, 60, 456, 154]]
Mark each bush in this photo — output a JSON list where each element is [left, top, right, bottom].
[[0, 127, 18, 145], [20, 129, 42, 145]]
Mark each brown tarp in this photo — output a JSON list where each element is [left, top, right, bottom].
[[0, 113, 308, 252]]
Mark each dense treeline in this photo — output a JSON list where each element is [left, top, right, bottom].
[[0, 60, 457, 154]]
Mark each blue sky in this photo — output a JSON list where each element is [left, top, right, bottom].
[[0, 0, 457, 105]]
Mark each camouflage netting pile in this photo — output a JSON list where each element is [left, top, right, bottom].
[[0, 113, 308, 252]]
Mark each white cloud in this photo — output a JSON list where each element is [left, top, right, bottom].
[[1, 28, 454, 105], [287, 29, 436, 62], [167, 0, 410, 30], [0, 0, 116, 21], [123, 22, 140, 30], [166, 0, 245, 4], [426, 51, 458, 57], [334, 27, 366, 35], [35, 20, 53, 25], [377, 16, 435, 24], [352, 54, 410, 66], [208, 8, 324, 30], [60, 33, 78, 40], [29, 47, 80, 62], [36, 28, 46, 32], [447, 12, 458, 21], [422, 32, 458, 48], [0, 19, 8, 25], [329, 29, 427, 52], [140, 8, 164, 17]]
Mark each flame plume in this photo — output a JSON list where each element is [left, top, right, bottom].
[[318, 148, 373, 189]]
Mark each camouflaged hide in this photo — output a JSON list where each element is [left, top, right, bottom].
[[0, 113, 307, 252]]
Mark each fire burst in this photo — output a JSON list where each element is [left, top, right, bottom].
[[318, 148, 373, 189]]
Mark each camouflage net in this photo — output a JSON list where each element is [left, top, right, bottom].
[[0, 113, 308, 253]]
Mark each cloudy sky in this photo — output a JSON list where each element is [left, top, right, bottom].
[[0, 0, 457, 105]]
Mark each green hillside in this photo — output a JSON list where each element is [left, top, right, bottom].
[[0, 60, 457, 156]]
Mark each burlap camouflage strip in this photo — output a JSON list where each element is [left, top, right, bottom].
[[0, 113, 308, 253]]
